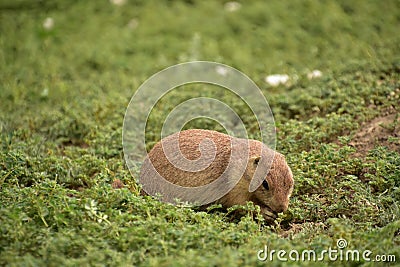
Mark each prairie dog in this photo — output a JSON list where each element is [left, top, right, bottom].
[[140, 129, 294, 222]]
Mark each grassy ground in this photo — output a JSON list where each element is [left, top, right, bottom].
[[1, 0, 399, 266]]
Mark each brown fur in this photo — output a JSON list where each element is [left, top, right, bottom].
[[140, 129, 294, 222]]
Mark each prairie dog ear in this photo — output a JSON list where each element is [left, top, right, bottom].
[[251, 156, 261, 166], [247, 155, 264, 192]]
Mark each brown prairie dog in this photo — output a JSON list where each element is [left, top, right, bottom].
[[140, 129, 294, 222]]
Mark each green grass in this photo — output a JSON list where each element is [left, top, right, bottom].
[[1, 0, 399, 266]]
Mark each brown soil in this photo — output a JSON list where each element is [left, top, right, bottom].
[[111, 179, 125, 189], [349, 112, 400, 157]]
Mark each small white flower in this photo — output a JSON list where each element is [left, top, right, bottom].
[[265, 74, 289, 87], [43, 17, 54, 30], [307, 70, 322, 80], [40, 88, 49, 98], [224, 1, 241, 12], [110, 0, 126, 6], [215, 66, 229, 76]]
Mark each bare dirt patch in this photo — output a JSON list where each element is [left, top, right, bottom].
[[349, 112, 400, 157]]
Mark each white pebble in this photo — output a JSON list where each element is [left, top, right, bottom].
[[307, 70, 322, 80], [110, 0, 126, 6], [43, 17, 54, 30], [224, 1, 241, 12], [215, 66, 229, 76], [265, 74, 289, 87], [127, 18, 139, 29]]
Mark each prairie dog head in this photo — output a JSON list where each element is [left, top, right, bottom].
[[246, 152, 294, 222]]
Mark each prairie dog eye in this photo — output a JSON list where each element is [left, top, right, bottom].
[[262, 180, 269, 190]]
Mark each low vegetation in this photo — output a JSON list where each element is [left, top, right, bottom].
[[1, 0, 399, 266]]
